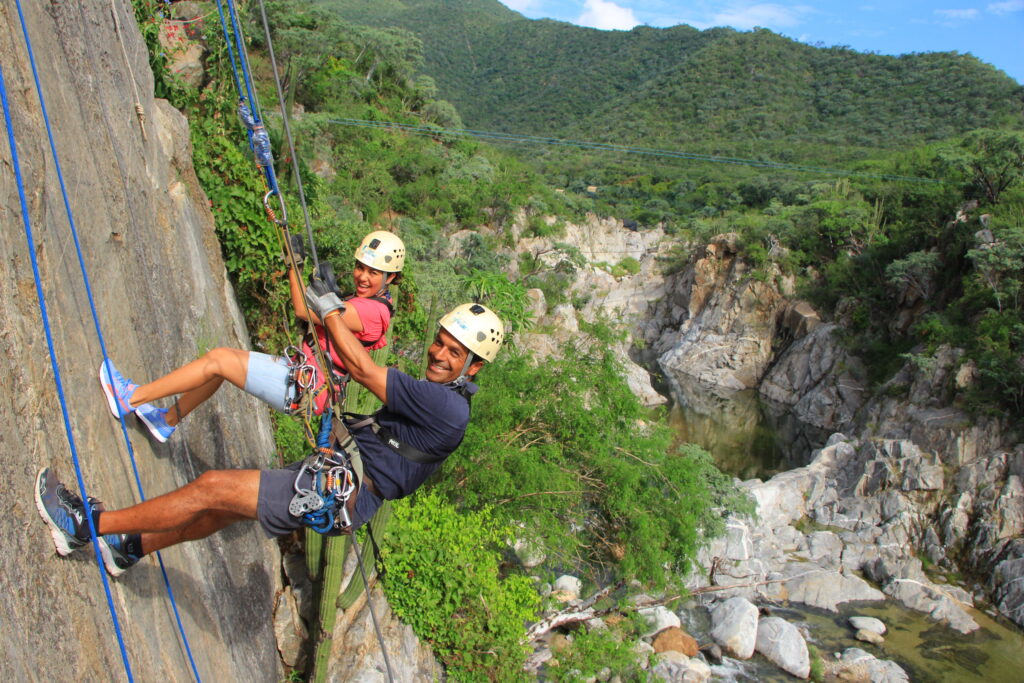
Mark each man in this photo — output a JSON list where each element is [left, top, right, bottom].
[[35, 296, 504, 577]]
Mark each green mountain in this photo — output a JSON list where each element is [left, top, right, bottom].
[[321, 0, 1023, 162]]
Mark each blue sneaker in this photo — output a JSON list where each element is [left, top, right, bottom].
[[34, 467, 91, 556], [136, 403, 175, 443], [98, 533, 141, 577], [99, 360, 139, 418]]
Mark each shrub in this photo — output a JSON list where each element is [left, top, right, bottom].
[[382, 492, 541, 682]]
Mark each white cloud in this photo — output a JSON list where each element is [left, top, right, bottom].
[[988, 0, 1024, 14], [935, 8, 980, 20], [709, 3, 815, 31], [576, 0, 640, 30]]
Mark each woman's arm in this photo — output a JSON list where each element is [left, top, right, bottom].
[[288, 266, 363, 331]]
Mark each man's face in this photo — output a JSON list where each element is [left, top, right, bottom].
[[425, 328, 484, 384]]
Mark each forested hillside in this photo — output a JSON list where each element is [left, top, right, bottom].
[[322, 0, 1023, 161], [138, 0, 1024, 678]]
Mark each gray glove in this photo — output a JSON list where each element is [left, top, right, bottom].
[[304, 276, 346, 321]]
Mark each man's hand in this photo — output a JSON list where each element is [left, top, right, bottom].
[[304, 277, 345, 320], [286, 233, 306, 269]]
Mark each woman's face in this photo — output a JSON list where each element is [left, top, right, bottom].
[[352, 261, 390, 297]]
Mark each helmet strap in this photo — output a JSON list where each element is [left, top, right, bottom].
[[447, 352, 477, 388]]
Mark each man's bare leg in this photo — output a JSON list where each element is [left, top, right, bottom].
[[98, 470, 261, 547]]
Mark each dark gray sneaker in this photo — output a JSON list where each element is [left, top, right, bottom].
[[34, 467, 91, 556], [97, 533, 141, 577]]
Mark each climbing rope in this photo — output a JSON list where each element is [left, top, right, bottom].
[[8, 2, 202, 679], [213, 3, 398, 678], [1, 64, 134, 682], [109, 0, 147, 141], [214, 0, 351, 450]]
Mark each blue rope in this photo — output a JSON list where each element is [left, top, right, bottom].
[[217, 0, 280, 194], [11, 3, 201, 680], [212, 0, 244, 99], [0, 65, 133, 682]]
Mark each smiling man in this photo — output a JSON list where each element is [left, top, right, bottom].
[[34, 301, 504, 577]]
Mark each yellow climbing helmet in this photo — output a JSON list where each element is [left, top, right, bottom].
[[439, 303, 505, 363], [354, 230, 405, 273]]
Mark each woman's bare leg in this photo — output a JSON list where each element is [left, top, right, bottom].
[[128, 347, 250, 412], [165, 378, 223, 427]]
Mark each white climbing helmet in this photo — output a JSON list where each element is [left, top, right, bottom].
[[354, 230, 405, 273], [439, 303, 505, 363]]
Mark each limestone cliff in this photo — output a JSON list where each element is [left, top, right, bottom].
[[1, 2, 281, 679]]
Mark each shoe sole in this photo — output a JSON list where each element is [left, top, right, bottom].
[[97, 537, 128, 578], [137, 410, 171, 443], [34, 468, 80, 557], [99, 362, 124, 418]]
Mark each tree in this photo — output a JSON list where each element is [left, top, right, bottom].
[[938, 129, 1024, 205]]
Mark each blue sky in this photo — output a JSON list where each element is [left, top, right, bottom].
[[498, 1, 1024, 84]]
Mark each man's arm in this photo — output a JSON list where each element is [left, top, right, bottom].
[[321, 310, 389, 402]]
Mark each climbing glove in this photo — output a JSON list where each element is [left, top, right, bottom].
[[304, 277, 346, 321], [286, 233, 306, 269]]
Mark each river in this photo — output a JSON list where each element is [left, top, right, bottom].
[[666, 381, 1024, 681]]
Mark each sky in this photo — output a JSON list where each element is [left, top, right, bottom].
[[498, 0, 1024, 84]]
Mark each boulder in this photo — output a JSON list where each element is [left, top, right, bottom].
[[855, 628, 884, 645], [833, 648, 909, 683], [652, 627, 699, 657], [709, 596, 759, 659], [640, 605, 682, 637], [755, 617, 810, 679], [552, 575, 582, 602], [848, 616, 886, 635], [781, 569, 885, 611]]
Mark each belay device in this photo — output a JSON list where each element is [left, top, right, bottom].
[[289, 411, 359, 533]]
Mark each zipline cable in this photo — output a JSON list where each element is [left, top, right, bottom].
[[1, 63, 134, 683], [10, 3, 202, 679], [316, 116, 942, 184]]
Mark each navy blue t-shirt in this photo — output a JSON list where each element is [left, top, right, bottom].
[[350, 367, 476, 500]]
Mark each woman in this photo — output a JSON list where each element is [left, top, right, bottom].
[[99, 230, 405, 442]]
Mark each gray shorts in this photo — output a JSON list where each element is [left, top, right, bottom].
[[244, 352, 297, 413], [257, 461, 383, 537]]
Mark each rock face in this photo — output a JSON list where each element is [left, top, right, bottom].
[[692, 435, 983, 631], [1, 2, 281, 680], [758, 322, 866, 430], [326, 586, 442, 682], [651, 234, 786, 393], [509, 216, 670, 406]]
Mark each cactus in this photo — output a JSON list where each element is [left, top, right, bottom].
[[307, 346, 390, 683]]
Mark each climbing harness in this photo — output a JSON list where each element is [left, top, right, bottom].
[[289, 412, 361, 534], [342, 412, 451, 465]]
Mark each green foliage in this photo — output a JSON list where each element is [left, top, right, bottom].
[[382, 491, 540, 682], [545, 626, 647, 682], [273, 413, 312, 465], [440, 322, 751, 587], [938, 129, 1024, 204], [808, 643, 824, 683], [611, 257, 641, 278]]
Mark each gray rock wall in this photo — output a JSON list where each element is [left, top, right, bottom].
[[1, 2, 281, 680]]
